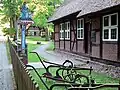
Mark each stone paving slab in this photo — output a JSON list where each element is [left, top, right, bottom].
[[0, 42, 14, 90]]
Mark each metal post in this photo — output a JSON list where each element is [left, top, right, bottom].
[[18, 2, 34, 65], [21, 25, 26, 54]]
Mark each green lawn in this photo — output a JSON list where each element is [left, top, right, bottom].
[[27, 43, 40, 62], [26, 36, 46, 41], [27, 36, 47, 62], [46, 41, 54, 51], [6, 42, 12, 64], [29, 68, 119, 90]]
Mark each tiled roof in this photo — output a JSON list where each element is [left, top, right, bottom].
[[77, 0, 120, 17], [48, 0, 82, 22], [48, 0, 120, 22]]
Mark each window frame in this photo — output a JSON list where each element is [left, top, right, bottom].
[[77, 18, 84, 39], [65, 22, 70, 40], [60, 23, 64, 40], [60, 22, 70, 40], [103, 13, 118, 41]]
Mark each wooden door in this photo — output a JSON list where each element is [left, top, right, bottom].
[[84, 23, 91, 54]]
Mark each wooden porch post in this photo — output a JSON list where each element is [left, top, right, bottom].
[[76, 19, 78, 52], [90, 19, 92, 56], [59, 24, 60, 49], [100, 16, 103, 58]]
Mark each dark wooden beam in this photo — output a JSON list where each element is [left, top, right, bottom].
[[100, 16, 103, 58], [71, 20, 77, 51], [90, 20, 92, 56], [58, 24, 60, 49], [54, 24, 55, 49], [76, 19, 78, 52], [118, 12, 120, 61], [84, 19, 86, 53], [54, 40, 59, 42], [64, 22, 65, 50], [70, 20, 72, 51]]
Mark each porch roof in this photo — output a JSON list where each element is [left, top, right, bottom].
[[48, 0, 120, 22]]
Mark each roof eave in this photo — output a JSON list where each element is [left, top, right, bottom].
[[77, 4, 120, 18], [48, 10, 81, 23]]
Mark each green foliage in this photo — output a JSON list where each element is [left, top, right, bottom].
[[3, 0, 21, 17], [28, 0, 63, 28], [30, 68, 119, 90], [48, 24, 54, 32], [46, 41, 54, 51], [1, 0, 22, 36], [2, 0, 22, 26], [2, 28, 16, 36], [1, 0, 63, 36]]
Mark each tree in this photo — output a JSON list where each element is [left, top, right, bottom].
[[1, 0, 64, 38], [27, 0, 63, 28], [2, 0, 22, 28], [1, 0, 22, 37], [27, 0, 63, 40]]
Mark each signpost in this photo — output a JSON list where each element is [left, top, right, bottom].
[[18, 2, 34, 64]]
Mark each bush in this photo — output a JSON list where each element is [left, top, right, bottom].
[[2, 28, 16, 37]]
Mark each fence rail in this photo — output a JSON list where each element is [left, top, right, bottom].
[[8, 38, 39, 90]]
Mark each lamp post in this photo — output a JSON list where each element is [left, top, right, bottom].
[[18, 2, 34, 64]]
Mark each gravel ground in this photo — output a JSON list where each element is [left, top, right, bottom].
[[54, 49, 120, 78], [0, 37, 14, 90]]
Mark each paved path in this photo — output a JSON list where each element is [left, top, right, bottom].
[[28, 41, 120, 78], [0, 36, 14, 90], [28, 41, 87, 68]]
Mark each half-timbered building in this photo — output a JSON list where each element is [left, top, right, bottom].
[[48, 0, 120, 66]]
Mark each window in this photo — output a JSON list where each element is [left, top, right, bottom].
[[77, 19, 84, 39], [103, 13, 118, 41], [60, 23, 64, 39], [60, 22, 70, 40], [65, 22, 70, 39]]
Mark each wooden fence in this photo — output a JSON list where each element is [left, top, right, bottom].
[[8, 38, 39, 90]]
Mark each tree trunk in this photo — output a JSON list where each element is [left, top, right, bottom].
[[14, 16, 18, 41], [9, 18, 13, 38], [10, 18, 13, 28], [45, 28, 49, 41]]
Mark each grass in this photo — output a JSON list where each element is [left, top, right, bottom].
[[26, 36, 46, 41], [30, 68, 68, 90], [27, 36, 47, 62], [6, 41, 12, 64], [27, 43, 40, 62], [46, 41, 54, 51], [29, 68, 119, 90]]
